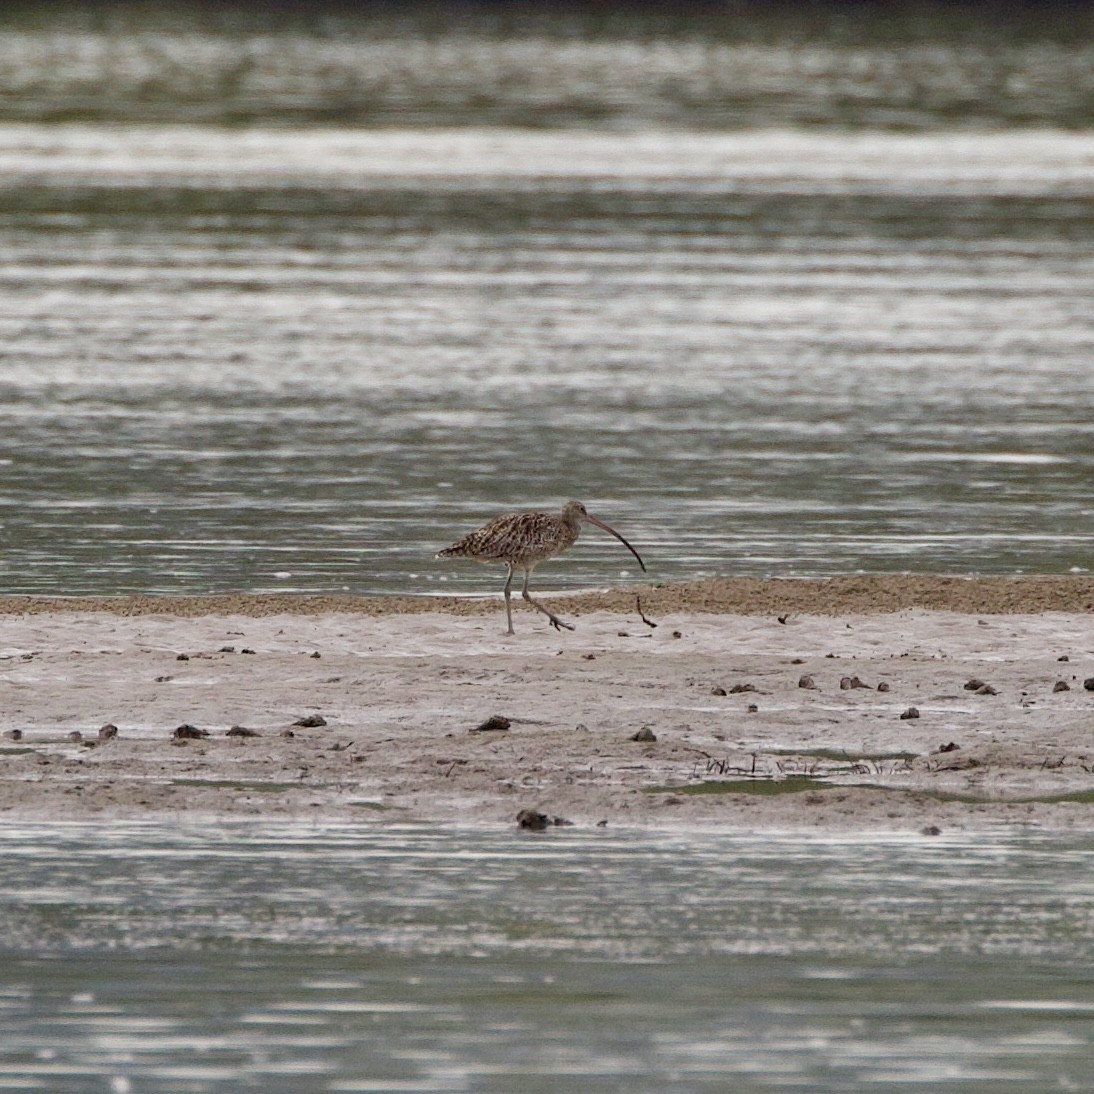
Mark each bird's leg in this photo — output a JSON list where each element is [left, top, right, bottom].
[[521, 568, 575, 632], [503, 564, 515, 635]]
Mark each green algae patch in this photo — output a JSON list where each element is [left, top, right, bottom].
[[866, 786, 1094, 806], [649, 776, 829, 797], [650, 780, 1094, 806], [170, 778, 294, 794], [986, 788, 1094, 806], [768, 748, 919, 764]]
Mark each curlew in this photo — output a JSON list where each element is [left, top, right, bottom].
[[436, 500, 646, 634]]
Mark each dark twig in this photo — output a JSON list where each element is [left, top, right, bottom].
[[636, 596, 658, 628]]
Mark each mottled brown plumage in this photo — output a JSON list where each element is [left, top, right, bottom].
[[437, 500, 646, 634]]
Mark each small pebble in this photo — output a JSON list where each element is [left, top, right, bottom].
[[471, 715, 511, 734], [630, 726, 657, 742], [218, 646, 236, 653], [67, 731, 83, 743], [921, 825, 942, 836], [963, 678, 986, 691], [877, 681, 891, 692], [293, 715, 327, 728], [711, 685, 727, 696], [1084, 678, 1094, 692], [98, 723, 119, 741], [173, 724, 208, 740], [798, 674, 817, 690], [937, 741, 961, 753], [226, 725, 260, 738], [310, 651, 321, 659], [975, 684, 998, 696], [514, 810, 572, 830], [747, 703, 758, 713], [1057, 654, 1069, 662], [899, 706, 920, 720], [279, 728, 295, 738], [176, 653, 189, 661], [4, 729, 23, 741], [516, 809, 549, 831], [728, 683, 757, 694], [241, 648, 256, 655], [1053, 680, 1070, 693]]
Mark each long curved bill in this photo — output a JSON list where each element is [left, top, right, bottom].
[[584, 513, 647, 573]]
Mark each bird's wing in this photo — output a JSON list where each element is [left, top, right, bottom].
[[460, 511, 564, 561]]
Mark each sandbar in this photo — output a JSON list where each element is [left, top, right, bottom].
[[1, 576, 1092, 833]]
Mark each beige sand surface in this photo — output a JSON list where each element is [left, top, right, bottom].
[[1, 578, 1092, 832]]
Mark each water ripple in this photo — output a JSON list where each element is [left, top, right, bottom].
[[1, 823, 1092, 1092]]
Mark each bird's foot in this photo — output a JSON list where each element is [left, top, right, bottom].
[[549, 615, 576, 632]]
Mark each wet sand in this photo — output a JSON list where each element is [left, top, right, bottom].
[[4, 573, 1093, 619], [1, 577, 1092, 832]]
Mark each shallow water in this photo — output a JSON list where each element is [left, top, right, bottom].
[[1, 822, 1092, 1092], [1, 124, 1092, 597], [0, 8, 1091, 597]]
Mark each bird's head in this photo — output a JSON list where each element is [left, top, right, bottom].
[[561, 500, 646, 573]]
